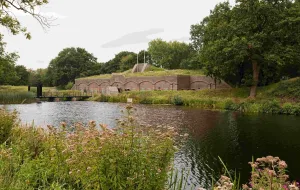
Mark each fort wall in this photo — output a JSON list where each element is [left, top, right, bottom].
[[73, 74, 231, 93]]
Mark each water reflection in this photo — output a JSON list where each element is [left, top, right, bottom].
[[4, 102, 300, 188]]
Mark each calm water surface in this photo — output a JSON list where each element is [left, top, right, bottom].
[[3, 102, 300, 188]]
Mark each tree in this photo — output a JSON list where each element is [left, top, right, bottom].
[[0, 0, 51, 86], [100, 51, 137, 74], [15, 65, 30, 85], [47, 48, 99, 87], [0, 52, 19, 85], [190, 0, 300, 97], [137, 50, 153, 64], [0, 37, 19, 85], [0, 0, 51, 39], [148, 39, 191, 69]]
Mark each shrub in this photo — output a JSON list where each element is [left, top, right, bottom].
[[0, 105, 176, 189], [99, 94, 109, 102], [0, 109, 18, 144], [282, 103, 300, 115], [224, 100, 240, 111], [139, 97, 153, 104], [172, 95, 184, 106], [65, 82, 74, 90], [269, 78, 300, 99], [214, 156, 300, 190], [261, 100, 281, 114]]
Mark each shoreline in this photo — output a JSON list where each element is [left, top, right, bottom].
[[90, 91, 300, 116]]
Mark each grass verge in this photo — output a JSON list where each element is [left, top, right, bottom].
[[91, 78, 300, 116]]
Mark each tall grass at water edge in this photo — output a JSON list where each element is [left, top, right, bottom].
[[0, 106, 180, 189], [0, 92, 35, 104], [91, 78, 300, 116], [92, 90, 300, 116]]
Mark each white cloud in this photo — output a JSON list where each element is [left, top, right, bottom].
[[101, 29, 164, 48]]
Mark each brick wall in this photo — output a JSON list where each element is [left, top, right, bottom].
[[74, 75, 231, 92]]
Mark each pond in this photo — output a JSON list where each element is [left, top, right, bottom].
[[3, 101, 300, 188]]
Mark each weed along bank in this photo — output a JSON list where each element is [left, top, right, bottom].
[[72, 64, 231, 93]]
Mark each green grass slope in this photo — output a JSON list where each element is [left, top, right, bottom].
[[77, 66, 204, 80]]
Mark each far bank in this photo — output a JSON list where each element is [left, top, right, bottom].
[[90, 78, 300, 116]]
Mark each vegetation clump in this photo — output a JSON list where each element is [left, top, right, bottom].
[[214, 156, 299, 190], [92, 80, 300, 115], [0, 92, 35, 104], [0, 106, 176, 189]]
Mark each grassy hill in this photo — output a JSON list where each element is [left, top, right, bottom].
[[77, 66, 204, 80]]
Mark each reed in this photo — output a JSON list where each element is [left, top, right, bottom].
[[0, 92, 35, 104]]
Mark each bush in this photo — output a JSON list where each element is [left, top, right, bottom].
[[0, 109, 18, 144], [270, 78, 300, 99], [139, 97, 153, 104], [214, 156, 299, 190], [224, 100, 240, 111], [282, 103, 300, 115], [172, 95, 184, 106], [65, 82, 74, 90], [261, 100, 281, 114], [0, 106, 176, 189]]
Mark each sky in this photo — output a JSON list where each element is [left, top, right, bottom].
[[2, 0, 232, 70]]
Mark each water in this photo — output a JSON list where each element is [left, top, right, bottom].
[[3, 102, 300, 188]]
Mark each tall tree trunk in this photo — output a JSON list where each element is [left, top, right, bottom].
[[249, 60, 260, 98]]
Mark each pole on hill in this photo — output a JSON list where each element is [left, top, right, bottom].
[[137, 52, 139, 72]]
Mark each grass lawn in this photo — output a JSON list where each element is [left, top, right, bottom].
[[77, 66, 204, 80]]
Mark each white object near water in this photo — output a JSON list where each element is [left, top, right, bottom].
[[127, 98, 133, 103]]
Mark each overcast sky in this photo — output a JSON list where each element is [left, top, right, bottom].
[[2, 0, 231, 69]]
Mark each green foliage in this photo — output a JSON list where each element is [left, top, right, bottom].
[[14, 65, 30, 85], [216, 156, 240, 190], [46, 47, 101, 87], [100, 51, 137, 74], [0, 92, 35, 104], [137, 50, 153, 64], [28, 68, 50, 86], [0, 0, 50, 40], [148, 39, 193, 69], [281, 103, 300, 115], [0, 36, 30, 86], [0, 0, 50, 86], [0, 106, 176, 189], [79, 67, 204, 80], [93, 81, 300, 115], [190, 0, 300, 96], [64, 82, 74, 90], [269, 78, 300, 99], [261, 100, 281, 114], [0, 37, 20, 86], [172, 96, 184, 106], [214, 156, 297, 190], [0, 109, 17, 144]]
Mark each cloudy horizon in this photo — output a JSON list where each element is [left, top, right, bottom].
[[2, 0, 231, 70]]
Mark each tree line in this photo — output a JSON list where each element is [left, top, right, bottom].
[[1, 0, 299, 96], [0, 39, 196, 89]]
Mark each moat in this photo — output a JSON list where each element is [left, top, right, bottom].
[[3, 101, 300, 188]]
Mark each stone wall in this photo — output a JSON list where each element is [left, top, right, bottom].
[[74, 75, 231, 93]]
